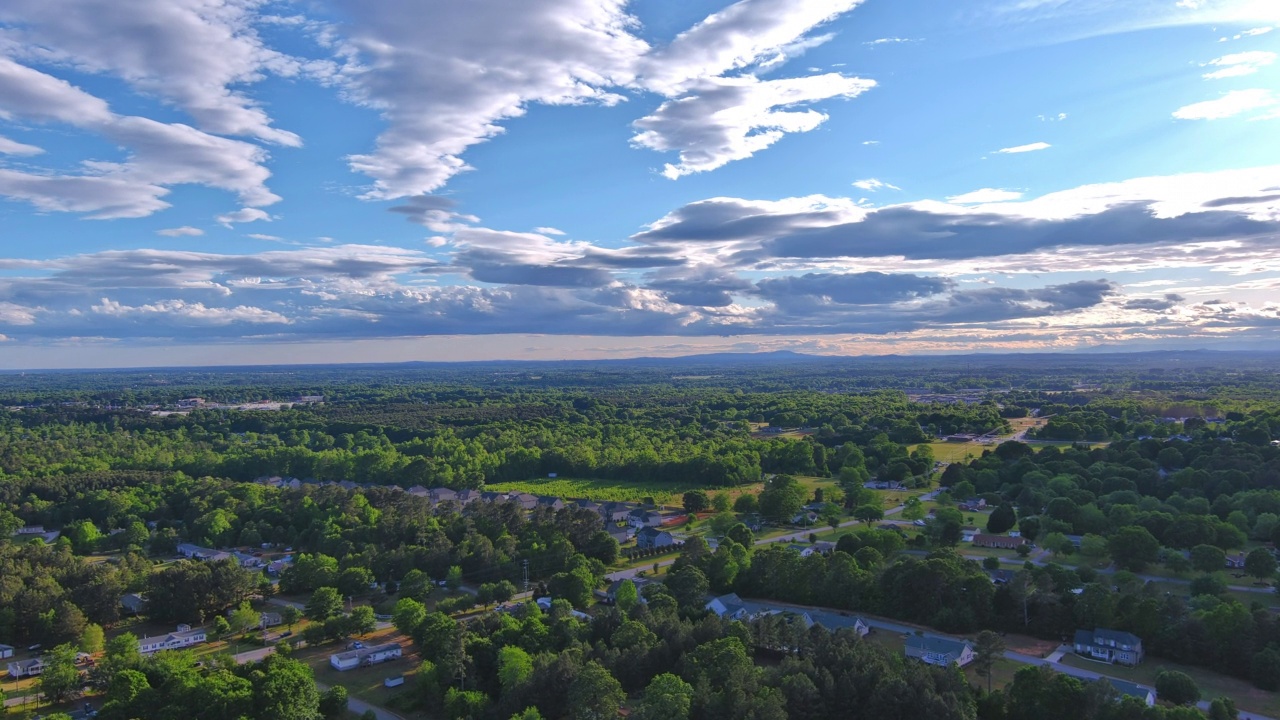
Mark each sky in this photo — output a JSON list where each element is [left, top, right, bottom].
[[1, 0, 1279, 368]]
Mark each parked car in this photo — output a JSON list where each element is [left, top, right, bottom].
[[280, 630, 293, 638]]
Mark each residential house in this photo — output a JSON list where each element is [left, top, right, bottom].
[[811, 541, 837, 555], [784, 543, 818, 557], [514, 493, 539, 511], [570, 499, 602, 514], [176, 544, 232, 562], [905, 636, 975, 667], [1226, 553, 1247, 569], [705, 593, 752, 620], [1073, 628, 1144, 666], [0, 643, 13, 659], [808, 612, 869, 637], [628, 508, 664, 529], [598, 502, 636, 523], [480, 491, 510, 503], [790, 510, 819, 525], [454, 489, 480, 506], [636, 527, 675, 550], [259, 612, 284, 629], [957, 498, 987, 512], [407, 485, 430, 498], [329, 642, 403, 671], [428, 487, 457, 505], [961, 527, 980, 543], [988, 569, 1017, 585], [596, 578, 652, 604], [972, 534, 1027, 550], [120, 593, 148, 615], [7, 657, 43, 678], [139, 625, 207, 655], [606, 524, 633, 544], [267, 558, 293, 575], [536, 496, 565, 512], [232, 551, 265, 568], [12, 526, 60, 543], [1105, 679, 1156, 706]]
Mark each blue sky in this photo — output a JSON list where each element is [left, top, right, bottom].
[[0, 0, 1278, 367]]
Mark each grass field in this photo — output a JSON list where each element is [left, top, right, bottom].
[[485, 477, 737, 505], [1059, 654, 1280, 717]]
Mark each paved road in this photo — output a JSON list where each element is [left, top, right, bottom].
[[317, 680, 406, 720]]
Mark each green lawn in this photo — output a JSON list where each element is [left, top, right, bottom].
[[1059, 654, 1280, 716], [486, 477, 745, 505]]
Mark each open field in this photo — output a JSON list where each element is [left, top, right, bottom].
[[485, 477, 740, 505], [290, 626, 418, 711], [1059, 653, 1280, 717]]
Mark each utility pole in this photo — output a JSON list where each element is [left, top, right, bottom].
[[522, 559, 529, 594]]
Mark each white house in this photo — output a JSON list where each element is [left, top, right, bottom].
[[7, 657, 44, 678], [905, 636, 975, 667], [0, 643, 14, 659], [705, 593, 753, 621], [176, 544, 231, 562], [139, 625, 207, 654], [329, 643, 403, 671]]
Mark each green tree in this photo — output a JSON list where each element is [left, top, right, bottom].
[[1208, 696, 1239, 720], [632, 672, 694, 720], [252, 654, 321, 720], [1245, 547, 1277, 582], [901, 496, 926, 521], [683, 490, 710, 514], [212, 615, 232, 638], [1191, 544, 1226, 574], [567, 660, 625, 720], [614, 579, 639, 614], [80, 623, 105, 654], [511, 709, 544, 720], [985, 504, 1016, 534], [280, 605, 302, 628], [665, 565, 709, 610], [733, 493, 760, 514], [1155, 670, 1201, 706], [307, 587, 343, 621], [726, 523, 755, 548], [711, 493, 732, 513], [319, 685, 348, 719], [853, 503, 884, 524], [40, 643, 82, 703], [973, 630, 1006, 694], [498, 645, 534, 695], [758, 475, 806, 523], [394, 598, 428, 636], [1107, 526, 1160, 572], [229, 601, 261, 635], [348, 605, 377, 636], [445, 565, 464, 591]]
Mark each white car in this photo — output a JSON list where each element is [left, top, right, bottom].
[[913, 520, 927, 527]]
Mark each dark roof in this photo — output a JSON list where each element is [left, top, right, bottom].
[[1106, 679, 1153, 700], [906, 636, 971, 656], [1093, 628, 1141, 645]]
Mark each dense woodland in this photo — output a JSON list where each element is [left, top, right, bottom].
[[3, 353, 1280, 719]]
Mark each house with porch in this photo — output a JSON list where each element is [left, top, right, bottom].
[[972, 534, 1027, 550], [139, 624, 207, 655], [7, 657, 43, 678], [905, 636, 975, 667], [1074, 628, 1143, 666], [636, 527, 674, 549]]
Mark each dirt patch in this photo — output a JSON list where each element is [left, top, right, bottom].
[[1002, 633, 1059, 658]]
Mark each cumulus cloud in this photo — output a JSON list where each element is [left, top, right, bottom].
[[0, 0, 303, 145], [0, 57, 280, 218], [92, 297, 290, 325], [216, 208, 272, 226], [863, 37, 918, 46], [1220, 26, 1273, 41], [387, 195, 479, 232], [157, 226, 204, 237], [1173, 89, 1279, 119], [0, 135, 43, 155], [533, 227, 566, 236], [633, 73, 874, 178], [996, 141, 1051, 154], [1202, 50, 1276, 79], [946, 188, 1023, 204], [852, 178, 899, 191]]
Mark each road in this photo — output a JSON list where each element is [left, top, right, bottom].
[[317, 680, 406, 720]]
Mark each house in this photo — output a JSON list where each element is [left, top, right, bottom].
[[905, 636, 975, 667], [596, 578, 651, 604], [784, 543, 818, 557], [599, 502, 636, 523], [790, 511, 819, 525], [329, 642, 403, 671], [267, 558, 293, 575], [0, 643, 13, 659], [961, 527, 980, 543], [480, 491, 510, 503], [139, 625, 207, 654], [120, 592, 148, 615], [176, 544, 231, 562], [259, 612, 284, 629], [1226, 553, 1247, 569], [428, 487, 457, 505], [811, 541, 837, 555], [628, 508, 664, 528], [636, 527, 675, 550], [233, 551, 265, 568], [988, 569, 1017, 585], [972, 534, 1027, 550], [7, 657, 44, 678], [705, 593, 751, 620], [455, 489, 480, 506], [1074, 628, 1143, 666], [571, 499, 602, 514], [536, 496, 565, 512], [808, 611, 870, 637], [13, 526, 61, 543], [958, 498, 987, 511], [606, 524, 634, 543], [384, 675, 405, 688], [514, 493, 539, 511], [1105, 679, 1156, 706], [407, 485, 430, 498]]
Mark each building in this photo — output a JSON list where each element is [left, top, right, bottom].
[[958, 498, 987, 511], [606, 524, 634, 543], [259, 612, 284, 629], [784, 543, 819, 557], [7, 657, 43, 678], [139, 625, 208, 654], [0, 643, 13, 659], [13, 525, 61, 543], [176, 544, 232, 562], [972, 534, 1027, 550], [705, 593, 752, 620], [635, 527, 675, 549], [536, 496, 566, 512], [120, 592, 148, 615], [628, 508, 664, 528], [1073, 628, 1143, 666], [905, 636, 975, 667], [232, 551, 265, 568], [428, 488, 457, 505], [329, 643, 403, 671], [454, 489, 481, 506], [1105, 679, 1156, 706], [596, 577, 651, 604], [1226, 553, 1247, 569]]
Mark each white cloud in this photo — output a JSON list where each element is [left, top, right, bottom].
[[157, 226, 204, 237], [92, 297, 291, 325], [946, 188, 1024, 204], [1176, 0, 1202, 8], [852, 178, 900, 191], [0, 0, 302, 146], [632, 73, 874, 179], [1173, 88, 1278, 119], [861, 139, 879, 145], [0, 135, 44, 156], [533, 226, 566, 236], [996, 141, 1052, 153], [1221, 26, 1273, 40], [216, 208, 272, 226], [1038, 112, 1068, 121], [246, 233, 283, 241], [1202, 50, 1276, 79], [863, 37, 919, 45]]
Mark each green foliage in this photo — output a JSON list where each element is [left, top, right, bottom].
[[80, 622, 105, 653], [40, 643, 82, 703], [758, 474, 806, 523], [1107, 526, 1160, 572], [1155, 670, 1201, 706], [306, 587, 343, 621], [319, 684, 348, 719]]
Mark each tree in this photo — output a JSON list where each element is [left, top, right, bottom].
[[1191, 573, 1227, 597], [319, 685, 348, 719], [393, 598, 428, 636], [1208, 696, 1239, 720], [973, 630, 1007, 693], [759, 475, 806, 523], [498, 645, 534, 695], [1191, 544, 1226, 574], [567, 660, 625, 720], [982, 556, 1000, 571], [280, 605, 302, 628], [348, 605, 377, 636], [986, 505, 1016, 534], [853, 504, 883, 524], [1079, 534, 1108, 558], [212, 615, 232, 638], [307, 587, 343, 621], [901, 496, 925, 521], [80, 623, 105, 654], [665, 565, 709, 610], [230, 601, 260, 635], [726, 523, 755, 548], [614, 579, 639, 614], [253, 655, 322, 720], [1164, 552, 1193, 575], [711, 493, 732, 513], [511, 709, 545, 720], [337, 566, 374, 598], [683, 490, 710, 514], [632, 672, 693, 720], [1107, 526, 1160, 572], [733, 493, 759, 514], [1155, 670, 1200, 706], [1245, 547, 1277, 582], [445, 565, 464, 591], [40, 643, 81, 703]]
